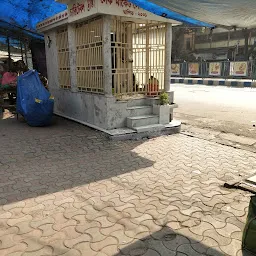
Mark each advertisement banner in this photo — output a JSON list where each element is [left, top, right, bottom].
[[230, 62, 248, 76], [188, 63, 199, 76], [209, 62, 221, 76], [171, 64, 180, 75]]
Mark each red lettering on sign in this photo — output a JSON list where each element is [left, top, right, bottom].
[[116, 0, 139, 9], [123, 9, 134, 15], [101, 0, 139, 8], [101, 0, 113, 4], [138, 12, 147, 17], [87, 0, 94, 10], [70, 3, 85, 15]]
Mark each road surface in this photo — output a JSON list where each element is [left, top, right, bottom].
[[172, 84, 256, 138]]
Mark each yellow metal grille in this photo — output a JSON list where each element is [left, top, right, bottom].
[[112, 18, 166, 97], [111, 18, 133, 95], [132, 23, 147, 95], [75, 17, 104, 93], [133, 23, 165, 96], [56, 28, 71, 89], [149, 24, 165, 92]]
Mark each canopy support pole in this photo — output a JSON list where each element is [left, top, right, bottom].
[[24, 42, 28, 66], [227, 30, 230, 48], [20, 40, 24, 61], [7, 36, 11, 70], [145, 22, 149, 91]]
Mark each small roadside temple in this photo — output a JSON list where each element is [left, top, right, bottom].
[[37, 0, 181, 136]]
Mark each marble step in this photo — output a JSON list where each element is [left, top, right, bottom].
[[127, 115, 159, 128], [127, 105, 152, 116], [134, 124, 165, 133]]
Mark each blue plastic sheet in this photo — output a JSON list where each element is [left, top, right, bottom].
[[0, 20, 44, 40], [1, 0, 256, 35], [0, 0, 213, 37], [17, 70, 54, 127], [0, 0, 66, 33]]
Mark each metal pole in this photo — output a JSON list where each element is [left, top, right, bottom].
[[7, 36, 11, 70], [250, 60, 253, 80], [20, 40, 23, 61], [227, 30, 230, 48], [127, 23, 133, 93], [244, 28, 249, 60], [145, 22, 150, 91], [24, 41, 28, 66]]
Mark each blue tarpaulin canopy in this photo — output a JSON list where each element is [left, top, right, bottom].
[[0, 0, 213, 39], [1, 0, 255, 39], [0, 0, 66, 39]]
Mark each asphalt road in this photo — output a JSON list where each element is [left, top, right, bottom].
[[172, 84, 256, 138]]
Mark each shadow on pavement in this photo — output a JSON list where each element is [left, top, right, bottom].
[[114, 226, 255, 256], [0, 115, 255, 256], [0, 116, 154, 206]]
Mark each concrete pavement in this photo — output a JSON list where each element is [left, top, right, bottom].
[[0, 116, 256, 256]]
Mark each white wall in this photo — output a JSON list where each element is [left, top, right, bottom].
[[44, 30, 111, 129]]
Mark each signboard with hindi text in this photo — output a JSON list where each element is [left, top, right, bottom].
[[67, 0, 181, 23]]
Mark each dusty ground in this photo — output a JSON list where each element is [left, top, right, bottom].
[[0, 115, 256, 256], [173, 84, 256, 139]]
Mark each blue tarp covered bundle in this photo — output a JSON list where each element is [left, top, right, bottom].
[[17, 70, 54, 126]]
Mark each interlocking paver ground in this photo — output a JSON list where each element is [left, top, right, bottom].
[[1, 116, 256, 256]]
